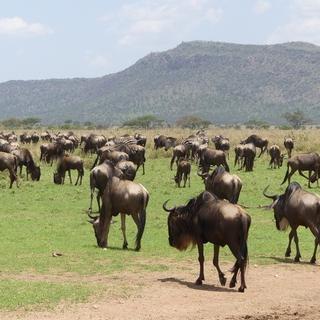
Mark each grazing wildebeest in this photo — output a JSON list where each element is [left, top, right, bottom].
[[0, 151, 18, 188], [241, 134, 268, 157], [174, 159, 191, 188], [12, 148, 41, 181], [281, 153, 320, 188], [212, 135, 230, 157], [88, 170, 149, 251], [199, 148, 229, 174], [170, 144, 187, 170], [284, 137, 294, 158], [53, 155, 84, 185], [198, 166, 242, 204], [268, 145, 284, 169], [154, 135, 177, 151], [163, 191, 251, 292], [263, 182, 320, 263]]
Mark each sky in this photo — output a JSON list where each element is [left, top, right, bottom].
[[0, 0, 319, 82]]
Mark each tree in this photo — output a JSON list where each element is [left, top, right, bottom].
[[176, 115, 211, 129], [122, 115, 164, 129], [283, 110, 310, 129]]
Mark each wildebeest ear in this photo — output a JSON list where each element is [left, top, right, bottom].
[[202, 191, 215, 202]]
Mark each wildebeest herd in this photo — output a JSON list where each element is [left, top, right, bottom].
[[1, 129, 320, 293]]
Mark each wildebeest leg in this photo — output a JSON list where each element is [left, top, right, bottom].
[[213, 245, 226, 286], [9, 169, 17, 188], [170, 155, 175, 170], [229, 261, 239, 288], [310, 239, 318, 264], [228, 244, 246, 292], [188, 174, 190, 187], [292, 229, 301, 262], [285, 229, 294, 257], [19, 165, 23, 177], [286, 168, 297, 185], [121, 213, 128, 249], [131, 211, 145, 251], [183, 173, 187, 188], [196, 242, 205, 285], [258, 148, 263, 158], [68, 170, 72, 184], [142, 162, 145, 175]]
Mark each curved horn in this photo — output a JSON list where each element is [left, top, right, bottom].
[[87, 212, 99, 221], [163, 200, 175, 212], [262, 185, 278, 201]]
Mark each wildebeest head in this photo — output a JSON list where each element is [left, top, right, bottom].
[[53, 172, 62, 184], [87, 213, 102, 246], [30, 166, 41, 181]]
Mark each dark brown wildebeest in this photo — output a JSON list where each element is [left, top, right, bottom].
[[134, 133, 147, 147], [83, 134, 106, 154], [20, 133, 31, 144], [53, 155, 84, 185], [170, 144, 187, 170], [88, 168, 149, 251], [0, 151, 18, 188], [241, 144, 256, 172], [116, 160, 137, 181], [163, 191, 251, 292], [234, 144, 245, 169], [268, 145, 284, 169], [263, 182, 320, 263], [12, 148, 41, 181], [40, 143, 64, 165], [31, 132, 40, 144], [284, 137, 294, 158], [199, 148, 229, 174], [241, 134, 268, 157], [41, 131, 51, 141], [154, 135, 177, 151], [174, 159, 191, 188], [212, 135, 230, 157], [198, 166, 242, 204], [281, 153, 320, 188]]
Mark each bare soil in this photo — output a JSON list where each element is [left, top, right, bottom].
[[2, 262, 320, 320]]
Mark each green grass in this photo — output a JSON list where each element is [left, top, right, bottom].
[[0, 149, 318, 310]]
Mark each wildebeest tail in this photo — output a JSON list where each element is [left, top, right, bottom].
[[135, 189, 149, 249], [241, 215, 250, 272], [230, 180, 239, 204], [91, 154, 100, 170], [281, 164, 289, 185]]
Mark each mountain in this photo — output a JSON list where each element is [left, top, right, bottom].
[[1, 41, 320, 125]]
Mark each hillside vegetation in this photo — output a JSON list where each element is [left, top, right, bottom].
[[1, 41, 320, 124]]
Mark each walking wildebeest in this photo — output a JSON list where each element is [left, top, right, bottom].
[[87, 167, 149, 251], [263, 182, 320, 263], [53, 155, 84, 185], [281, 153, 320, 188], [0, 151, 18, 188], [174, 159, 191, 188], [170, 144, 187, 170], [284, 137, 294, 158], [268, 145, 284, 169], [163, 191, 251, 292], [241, 144, 256, 172], [199, 148, 229, 174], [241, 134, 268, 157], [198, 166, 242, 204]]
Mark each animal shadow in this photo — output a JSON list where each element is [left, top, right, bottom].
[[264, 256, 319, 266], [159, 277, 237, 293]]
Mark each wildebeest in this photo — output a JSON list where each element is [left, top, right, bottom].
[[134, 133, 147, 147], [154, 135, 177, 151], [174, 159, 191, 188], [12, 148, 41, 181], [263, 182, 320, 263], [268, 145, 284, 169], [281, 153, 320, 188], [234, 144, 245, 169], [212, 135, 230, 157], [198, 166, 242, 204], [31, 132, 40, 144], [40, 143, 64, 165], [170, 144, 187, 170], [241, 134, 268, 157], [83, 134, 106, 154], [284, 137, 294, 158], [163, 191, 251, 292], [0, 151, 18, 188], [53, 155, 84, 185], [20, 133, 31, 144], [241, 144, 256, 172], [199, 148, 229, 174], [116, 160, 137, 181], [88, 169, 149, 251]]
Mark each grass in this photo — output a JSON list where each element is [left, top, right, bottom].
[[0, 127, 319, 311]]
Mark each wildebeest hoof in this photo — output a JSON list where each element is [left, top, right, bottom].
[[195, 278, 202, 285], [285, 250, 291, 257], [134, 246, 141, 251], [219, 275, 227, 286], [229, 280, 236, 288], [310, 257, 316, 264], [122, 243, 128, 250], [238, 287, 245, 293], [294, 256, 300, 262]]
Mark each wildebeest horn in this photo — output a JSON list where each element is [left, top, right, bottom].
[[163, 200, 175, 212], [262, 185, 278, 201], [197, 170, 208, 178], [87, 212, 99, 221]]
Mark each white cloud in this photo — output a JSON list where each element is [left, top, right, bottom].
[[253, 1, 271, 15], [100, 0, 223, 46], [0, 17, 53, 36], [267, 0, 320, 44]]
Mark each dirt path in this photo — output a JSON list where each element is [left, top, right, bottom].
[[2, 262, 320, 320]]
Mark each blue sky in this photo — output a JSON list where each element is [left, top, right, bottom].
[[0, 0, 319, 82]]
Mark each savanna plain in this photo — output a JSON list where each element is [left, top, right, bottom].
[[1, 127, 320, 320]]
